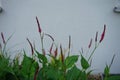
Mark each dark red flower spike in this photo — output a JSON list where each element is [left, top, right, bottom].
[[99, 25, 106, 43], [36, 16, 42, 33]]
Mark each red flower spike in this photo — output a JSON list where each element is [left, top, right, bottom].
[[95, 32, 98, 42], [45, 34, 54, 41], [88, 38, 92, 48], [26, 38, 34, 55], [54, 47, 58, 58], [1, 32, 6, 44], [99, 25, 106, 43], [36, 16, 42, 33], [60, 45, 64, 63], [49, 43, 53, 54], [34, 66, 39, 80]]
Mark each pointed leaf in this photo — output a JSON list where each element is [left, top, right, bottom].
[[35, 50, 47, 64], [81, 55, 90, 70], [104, 64, 110, 77], [65, 55, 79, 69], [66, 65, 81, 80]]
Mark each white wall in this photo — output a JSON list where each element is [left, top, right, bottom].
[[0, 0, 120, 73]]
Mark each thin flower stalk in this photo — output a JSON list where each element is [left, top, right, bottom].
[[49, 43, 53, 54], [42, 48, 46, 55], [54, 47, 58, 58], [88, 45, 97, 61], [60, 45, 64, 63], [95, 32, 98, 42], [81, 47, 84, 54], [1, 32, 6, 44], [95, 32, 98, 47], [26, 38, 34, 55], [68, 35, 71, 56], [34, 66, 39, 80], [41, 34, 45, 55], [109, 54, 115, 68], [45, 33, 54, 42]]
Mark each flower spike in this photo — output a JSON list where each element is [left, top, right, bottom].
[[99, 24, 106, 43], [88, 38, 92, 48], [54, 47, 58, 58], [36, 16, 42, 33]]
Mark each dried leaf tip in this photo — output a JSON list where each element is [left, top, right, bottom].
[[99, 24, 106, 43], [36, 16, 42, 33]]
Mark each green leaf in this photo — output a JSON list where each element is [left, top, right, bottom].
[[35, 50, 47, 64], [81, 55, 90, 70], [65, 55, 79, 69], [66, 65, 81, 80], [107, 76, 120, 80], [37, 66, 64, 80], [87, 70, 94, 76], [20, 54, 38, 79], [104, 64, 110, 77], [80, 71, 87, 80]]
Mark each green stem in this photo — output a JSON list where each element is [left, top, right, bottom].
[[88, 43, 99, 61], [39, 33, 44, 54]]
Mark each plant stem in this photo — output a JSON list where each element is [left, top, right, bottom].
[[39, 33, 44, 55], [88, 45, 97, 61]]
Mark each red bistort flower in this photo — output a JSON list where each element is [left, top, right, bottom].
[[36, 16, 42, 33], [99, 24, 106, 43]]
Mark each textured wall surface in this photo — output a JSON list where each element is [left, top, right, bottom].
[[0, 0, 120, 73]]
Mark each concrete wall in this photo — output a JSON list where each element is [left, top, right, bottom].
[[0, 0, 120, 73]]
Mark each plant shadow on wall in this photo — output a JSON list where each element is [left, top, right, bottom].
[[0, 17, 120, 80]]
